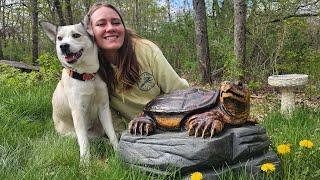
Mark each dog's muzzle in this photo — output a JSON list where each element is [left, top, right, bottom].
[[60, 43, 83, 64]]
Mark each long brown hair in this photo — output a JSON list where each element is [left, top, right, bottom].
[[87, 2, 140, 92]]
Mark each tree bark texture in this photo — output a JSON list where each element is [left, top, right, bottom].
[[193, 0, 212, 83], [53, 0, 65, 25], [234, 0, 247, 75], [31, 0, 39, 64]]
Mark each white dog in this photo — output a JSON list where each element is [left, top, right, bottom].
[[40, 20, 118, 163]]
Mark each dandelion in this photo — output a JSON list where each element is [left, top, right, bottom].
[[299, 140, 314, 149], [190, 171, 203, 180], [277, 144, 291, 155], [261, 163, 276, 173]]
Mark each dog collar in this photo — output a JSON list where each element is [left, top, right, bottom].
[[67, 69, 96, 81]]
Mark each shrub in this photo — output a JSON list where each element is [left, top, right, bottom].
[[37, 53, 61, 83], [0, 53, 61, 89], [0, 64, 40, 89], [2, 41, 32, 62]]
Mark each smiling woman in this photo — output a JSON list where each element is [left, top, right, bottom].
[[86, 2, 189, 134], [90, 6, 125, 54]]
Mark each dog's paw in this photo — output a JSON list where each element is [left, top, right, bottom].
[[80, 155, 90, 166], [112, 141, 119, 151]]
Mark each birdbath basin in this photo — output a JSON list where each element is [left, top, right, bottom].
[[268, 74, 308, 115]]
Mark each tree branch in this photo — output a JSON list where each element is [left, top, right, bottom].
[[296, 0, 320, 11], [270, 13, 320, 23]]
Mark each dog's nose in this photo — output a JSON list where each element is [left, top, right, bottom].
[[60, 44, 70, 53]]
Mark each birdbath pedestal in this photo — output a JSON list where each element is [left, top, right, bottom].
[[268, 74, 308, 115]]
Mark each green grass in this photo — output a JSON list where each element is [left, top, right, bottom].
[[0, 83, 172, 179], [259, 108, 320, 180], [0, 83, 319, 179], [217, 108, 320, 180]]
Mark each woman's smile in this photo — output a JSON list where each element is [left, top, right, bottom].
[[90, 6, 125, 54]]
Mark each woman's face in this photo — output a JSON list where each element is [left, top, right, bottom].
[[90, 7, 125, 54]]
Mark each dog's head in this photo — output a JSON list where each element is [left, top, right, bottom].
[[40, 21, 98, 71]]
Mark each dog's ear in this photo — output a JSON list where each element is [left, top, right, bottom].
[[82, 14, 94, 36], [40, 21, 57, 43]]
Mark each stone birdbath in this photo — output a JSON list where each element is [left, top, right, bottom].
[[268, 74, 308, 115]]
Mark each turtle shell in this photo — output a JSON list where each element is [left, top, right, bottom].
[[144, 88, 219, 114]]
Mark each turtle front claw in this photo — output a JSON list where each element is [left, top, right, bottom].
[[128, 116, 154, 136], [186, 112, 224, 138]]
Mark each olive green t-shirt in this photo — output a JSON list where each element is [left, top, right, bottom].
[[110, 38, 189, 123]]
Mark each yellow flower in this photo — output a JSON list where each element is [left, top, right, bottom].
[[190, 171, 203, 180], [299, 140, 314, 149], [261, 163, 276, 172], [277, 144, 291, 154]]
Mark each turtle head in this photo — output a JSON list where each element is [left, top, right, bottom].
[[219, 81, 250, 121]]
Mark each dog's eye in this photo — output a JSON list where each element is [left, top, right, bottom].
[[72, 33, 81, 38], [57, 36, 63, 41]]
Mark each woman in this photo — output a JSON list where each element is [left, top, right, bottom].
[[87, 2, 189, 133]]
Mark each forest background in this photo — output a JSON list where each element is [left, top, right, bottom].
[[1, 0, 319, 95]]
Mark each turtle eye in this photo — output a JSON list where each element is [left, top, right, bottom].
[[72, 33, 81, 38]]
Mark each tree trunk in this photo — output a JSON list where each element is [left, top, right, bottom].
[[0, 0, 4, 59], [45, 0, 56, 22], [166, 0, 172, 22], [133, 0, 139, 30], [192, 0, 212, 83], [54, 0, 65, 25], [31, 0, 39, 64], [0, 38, 3, 59], [211, 0, 216, 18], [84, 0, 90, 14], [65, 0, 73, 24], [234, 0, 247, 79], [211, 0, 219, 26]]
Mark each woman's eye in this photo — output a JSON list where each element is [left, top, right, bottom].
[[96, 23, 104, 27], [111, 19, 122, 25], [72, 33, 81, 38]]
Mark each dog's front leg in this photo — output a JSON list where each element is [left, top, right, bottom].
[[71, 108, 90, 164], [99, 104, 119, 150]]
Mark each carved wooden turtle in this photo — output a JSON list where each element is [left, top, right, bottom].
[[128, 81, 254, 138]]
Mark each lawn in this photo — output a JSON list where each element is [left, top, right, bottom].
[[0, 82, 319, 179]]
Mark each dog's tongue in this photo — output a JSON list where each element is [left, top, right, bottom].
[[65, 54, 76, 62]]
